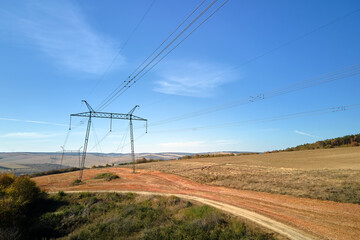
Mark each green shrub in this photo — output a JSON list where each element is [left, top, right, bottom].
[[183, 205, 216, 220], [78, 192, 92, 199], [72, 179, 84, 186], [0, 173, 44, 238], [0, 172, 15, 189], [0, 189, 276, 240], [93, 173, 119, 181], [57, 191, 66, 197]]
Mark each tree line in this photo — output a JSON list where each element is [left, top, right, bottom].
[[282, 133, 360, 152]]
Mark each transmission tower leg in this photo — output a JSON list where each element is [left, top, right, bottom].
[[79, 116, 92, 181], [130, 118, 135, 173], [60, 148, 65, 169], [78, 150, 81, 169]]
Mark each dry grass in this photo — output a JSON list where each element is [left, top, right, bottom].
[[133, 147, 360, 203]]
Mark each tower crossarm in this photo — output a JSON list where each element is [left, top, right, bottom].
[[71, 112, 147, 121], [69, 101, 147, 180]]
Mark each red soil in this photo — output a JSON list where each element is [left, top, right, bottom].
[[33, 168, 360, 240]]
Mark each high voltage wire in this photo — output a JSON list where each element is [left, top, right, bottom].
[[129, 0, 218, 81], [208, 7, 360, 82], [148, 103, 360, 133], [89, 130, 111, 152], [115, 132, 147, 151], [58, 3, 360, 148], [63, 3, 360, 154], [97, 3, 359, 112], [114, 125, 130, 153], [150, 64, 360, 127], [62, 0, 226, 155], [96, 0, 219, 110], [86, 0, 157, 99], [91, 123, 106, 163], [138, 6, 360, 111], [100, 0, 230, 110], [129, 0, 207, 78], [96, 0, 229, 111], [88, 63, 359, 152], [96, 2, 359, 111]]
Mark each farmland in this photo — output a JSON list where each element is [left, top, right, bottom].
[[0, 152, 191, 175], [33, 167, 360, 240], [1, 173, 273, 240], [30, 146, 360, 239], [133, 147, 360, 203]]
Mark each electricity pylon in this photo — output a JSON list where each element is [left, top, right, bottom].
[[57, 147, 82, 170], [70, 100, 147, 181]]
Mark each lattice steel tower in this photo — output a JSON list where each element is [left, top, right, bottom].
[[70, 100, 147, 181]]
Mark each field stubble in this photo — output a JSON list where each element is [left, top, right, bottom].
[[133, 147, 360, 203]]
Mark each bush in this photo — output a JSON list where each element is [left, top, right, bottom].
[[184, 205, 216, 220], [0, 191, 275, 240], [58, 191, 66, 197], [0, 173, 44, 237], [71, 179, 83, 186], [93, 173, 119, 181], [0, 172, 15, 189]]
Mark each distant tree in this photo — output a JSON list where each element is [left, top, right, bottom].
[[282, 133, 360, 152]]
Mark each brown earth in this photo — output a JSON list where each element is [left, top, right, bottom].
[[34, 167, 360, 240], [133, 147, 360, 203]]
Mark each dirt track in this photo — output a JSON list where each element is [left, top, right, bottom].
[[34, 168, 360, 240]]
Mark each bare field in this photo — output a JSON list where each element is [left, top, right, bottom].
[[132, 147, 360, 203], [33, 167, 360, 240]]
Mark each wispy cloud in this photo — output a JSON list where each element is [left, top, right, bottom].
[[1, 132, 58, 139], [0, 117, 67, 127], [294, 130, 320, 138], [1, 1, 123, 75], [153, 61, 238, 97]]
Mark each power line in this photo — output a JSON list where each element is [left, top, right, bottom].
[[149, 64, 360, 126], [137, 6, 360, 112], [149, 103, 360, 133], [115, 131, 147, 151], [86, 0, 157, 99], [119, 102, 360, 143], [94, 0, 208, 111], [108, 0, 231, 106], [91, 122, 106, 164], [96, 0, 219, 110], [98, 1, 358, 112], [114, 124, 130, 153], [129, 0, 207, 79], [209, 7, 360, 81], [96, 0, 230, 111], [89, 130, 111, 152]]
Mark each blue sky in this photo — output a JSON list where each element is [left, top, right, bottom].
[[0, 0, 360, 153]]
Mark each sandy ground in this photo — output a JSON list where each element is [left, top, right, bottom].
[[34, 168, 360, 240]]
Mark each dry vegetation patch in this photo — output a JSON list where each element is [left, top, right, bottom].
[[133, 147, 360, 204]]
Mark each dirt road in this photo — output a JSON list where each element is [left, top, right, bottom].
[[34, 168, 360, 240]]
